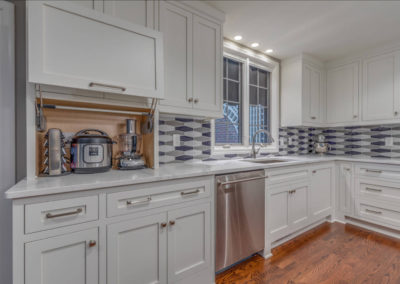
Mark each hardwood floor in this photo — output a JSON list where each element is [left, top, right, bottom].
[[216, 222, 400, 284]]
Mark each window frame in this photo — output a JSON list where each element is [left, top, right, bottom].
[[212, 41, 280, 154]]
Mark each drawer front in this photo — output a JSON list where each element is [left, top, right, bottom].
[[266, 167, 309, 185], [357, 165, 400, 180], [357, 201, 400, 229], [107, 177, 211, 217], [358, 180, 400, 203], [25, 196, 99, 234]]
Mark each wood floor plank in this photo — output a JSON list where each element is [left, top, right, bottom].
[[215, 222, 400, 284]]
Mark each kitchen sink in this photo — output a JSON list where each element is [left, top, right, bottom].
[[240, 158, 293, 164]]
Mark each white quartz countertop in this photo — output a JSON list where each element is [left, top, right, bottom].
[[6, 155, 400, 199]]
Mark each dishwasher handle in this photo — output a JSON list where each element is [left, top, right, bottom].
[[218, 175, 267, 186]]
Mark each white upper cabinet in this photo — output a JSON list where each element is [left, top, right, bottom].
[[281, 55, 325, 127], [159, 1, 224, 118], [362, 51, 400, 121], [27, 1, 164, 99], [326, 62, 359, 124]]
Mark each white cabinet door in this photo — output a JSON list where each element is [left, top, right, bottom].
[[362, 52, 400, 121], [168, 202, 211, 283], [27, 1, 164, 99], [192, 15, 222, 112], [25, 228, 98, 284], [310, 166, 333, 220], [326, 63, 359, 123], [107, 213, 167, 284], [288, 183, 310, 231], [104, 0, 157, 28], [338, 163, 353, 216], [303, 64, 323, 123], [159, 1, 193, 109], [268, 187, 290, 242]]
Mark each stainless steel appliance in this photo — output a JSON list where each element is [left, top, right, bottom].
[[117, 119, 145, 170], [42, 128, 68, 176], [70, 129, 113, 173], [215, 170, 266, 272]]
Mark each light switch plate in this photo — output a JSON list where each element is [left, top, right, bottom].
[[385, 137, 393, 147], [173, 134, 181, 147]]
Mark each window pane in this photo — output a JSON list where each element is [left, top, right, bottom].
[[259, 88, 268, 106], [223, 79, 228, 100], [228, 81, 240, 102], [250, 66, 258, 85], [259, 69, 268, 88], [223, 58, 227, 77], [227, 59, 240, 81], [250, 86, 257, 105]]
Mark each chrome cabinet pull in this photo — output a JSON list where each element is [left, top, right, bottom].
[[46, 208, 83, 219], [218, 176, 267, 186], [89, 82, 126, 92], [126, 196, 151, 206], [88, 240, 96, 247], [181, 189, 200, 196], [365, 208, 382, 215], [365, 169, 382, 174], [366, 187, 383, 193]]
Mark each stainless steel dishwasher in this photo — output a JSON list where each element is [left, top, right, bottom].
[[215, 170, 266, 272]]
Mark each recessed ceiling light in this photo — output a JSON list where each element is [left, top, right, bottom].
[[265, 49, 274, 53], [234, 35, 242, 41], [251, 42, 259, 48]]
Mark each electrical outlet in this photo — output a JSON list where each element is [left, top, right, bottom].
[[385, 137, 393, 147], [279, 137, 286, 146], [173, 134, 181, 147], [288, 137, 293, 145]]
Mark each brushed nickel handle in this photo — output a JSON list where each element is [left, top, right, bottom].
[[88, 240, 96, 247], [188, 97, 193, 103], [218, 176, 267, 186], [169, 220, 175, 226], [181, 189, 200, 196], [365, 209, 382, 215], [366, 187, 383, 193], [126, 196, 151, 206], [311, 116, 316, 120], [46, 208, 83, 219], [160, 222, 167, 228], [89, 82, 126, 92], [194, 98, 199, 103], [365, 169, 382, 174]]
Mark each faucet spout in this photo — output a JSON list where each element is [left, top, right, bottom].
[[251, 129, 275, 159]]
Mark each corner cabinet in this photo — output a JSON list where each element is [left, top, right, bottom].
[[281, 55, 325, 127], [27, 1, 164, 99], [159, 1, 224, 118]]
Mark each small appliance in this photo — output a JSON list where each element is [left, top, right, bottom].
[[42, 128, 68, 176], [314, 134, 331, 155], [70, 129, 113, 173], [117, 119, 145, 170]]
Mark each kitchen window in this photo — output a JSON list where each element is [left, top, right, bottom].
[[213, 42, 279, 154]]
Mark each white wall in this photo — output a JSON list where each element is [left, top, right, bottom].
[[0, 1, 15, 283]]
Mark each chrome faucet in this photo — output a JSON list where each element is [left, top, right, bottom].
[[251, 129, 275, 159]]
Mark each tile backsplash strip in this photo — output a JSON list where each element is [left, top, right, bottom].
[[159, 114, 400, 163]]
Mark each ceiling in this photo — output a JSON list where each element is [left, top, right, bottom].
[[206, 1, 400, 61]]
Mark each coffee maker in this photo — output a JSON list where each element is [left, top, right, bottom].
[[117, 119, 146, 170]]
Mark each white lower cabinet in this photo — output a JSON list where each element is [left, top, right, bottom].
[[310, 166, 333, 220], [337, 163, 354, 216], [107, 213, 168, 284], [25, 228, 99, 284]]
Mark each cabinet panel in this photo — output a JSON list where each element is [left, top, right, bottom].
[[192, 15, 222, 112], [303, 64, 322, 123], [310, 167, 333, 219], [168, 202, 211, 283], [268, 189, 290, 241], [362, 52, 400, 121], [107, 213, 167, 284], [326, 63, 359, 123], [25, 228, 98, 284], [338, 164, 353, 215], [289, 184, 309, 230], [27, 1, 164, 99], [104, 0, 154, 28], [159, 1, 192, 109]]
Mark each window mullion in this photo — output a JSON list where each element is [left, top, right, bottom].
[[242, 58, 250, 148]]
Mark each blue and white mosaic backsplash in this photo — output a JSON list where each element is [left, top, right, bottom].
[[159, 114, 400, 163]]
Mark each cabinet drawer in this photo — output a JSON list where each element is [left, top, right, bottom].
[[107, 178, 211, 217], [357, 201, 400, 229], [266, 167, 309, 185], [357, 165, 400, 180], [25, 196, 99, 234], [358, 180, 400, 203]]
